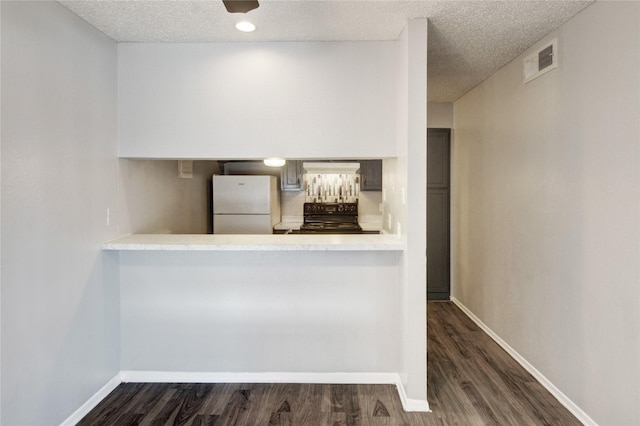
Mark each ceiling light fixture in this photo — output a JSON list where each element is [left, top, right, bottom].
[[223, 0, 259, 14], [264, 158, 286, 167], [235, 21, 256, 32]]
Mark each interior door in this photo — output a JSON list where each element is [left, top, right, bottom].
[[427, 129, 451, 300]]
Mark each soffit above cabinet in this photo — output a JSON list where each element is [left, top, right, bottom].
[[116, 42, 398, 159]]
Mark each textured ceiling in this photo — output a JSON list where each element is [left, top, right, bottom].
[[59, 0, 593, 102]]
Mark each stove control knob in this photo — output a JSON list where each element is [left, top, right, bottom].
[[338, 205, 344, 212]]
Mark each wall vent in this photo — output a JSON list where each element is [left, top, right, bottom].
[[523, 39, 558, 83]]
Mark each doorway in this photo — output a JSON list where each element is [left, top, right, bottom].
[[427, 128, 451, 300]]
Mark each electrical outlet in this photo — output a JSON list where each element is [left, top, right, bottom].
[[401, 187, 406, 206], [397, 222, 402, 236], [387, 213, 392, 229], [379, 203, 384, 213]]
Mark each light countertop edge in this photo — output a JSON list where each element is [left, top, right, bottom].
[[102, 233, 405, 251]]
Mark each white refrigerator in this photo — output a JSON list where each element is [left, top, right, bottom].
[[212, 175, 281, 234]]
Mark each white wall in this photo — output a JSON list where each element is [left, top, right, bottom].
[[1, 2, 120, 425], [427, 102, 453, 128], [120, 251, 401, 373], [118, 42, 398, 159], [390, 19, 428, 406], [452, 2, 639, 424], [119, 160, 220, 234]]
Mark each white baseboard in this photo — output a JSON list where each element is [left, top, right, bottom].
[[450, 297, 597, 426], [59, 373, 121, 426], [393, 377, 431, 412]]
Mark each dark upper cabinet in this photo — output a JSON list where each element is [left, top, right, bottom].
[[360, 160, 383, 191], [281, 160, 304, 191], [279, 159, 382, 192]]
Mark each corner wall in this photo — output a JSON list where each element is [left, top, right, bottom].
[[452, 2, 639, 424], [391, 19, 428, 408], [1, 2, 120, 424]]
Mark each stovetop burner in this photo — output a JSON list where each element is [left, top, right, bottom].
[[300, 203, 362, 234]]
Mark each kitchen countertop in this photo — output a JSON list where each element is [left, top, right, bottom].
[[273, 221, 304, 231], [102, 233, 404, 251]]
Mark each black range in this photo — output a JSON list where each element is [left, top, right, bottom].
[[299, 202, 363, 234]]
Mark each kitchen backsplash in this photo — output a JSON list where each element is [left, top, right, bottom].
[[304, 173, 360, 203]]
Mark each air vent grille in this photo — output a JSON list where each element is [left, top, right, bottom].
[[524, 39, 558, 83]]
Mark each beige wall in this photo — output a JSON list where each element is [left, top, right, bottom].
[[452, 2, 639, 424], [118, 160, 220, 234], [427, 102, 453, 128]]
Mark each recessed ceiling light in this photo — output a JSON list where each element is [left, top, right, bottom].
[[235, 21, 256, 32], [264, 158, 286, 167]]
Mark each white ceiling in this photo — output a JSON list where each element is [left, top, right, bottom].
[[58, 0, 593, 102]]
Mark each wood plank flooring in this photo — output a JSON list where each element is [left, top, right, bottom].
[[426, 302, 581, 426], [78, 302, 581, 425]]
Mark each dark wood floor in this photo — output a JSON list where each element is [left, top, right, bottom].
[[78, 302, 581, 425], [425, 302, 581, 426]]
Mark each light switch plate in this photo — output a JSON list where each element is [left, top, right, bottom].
[[178, 160, 193, 178]]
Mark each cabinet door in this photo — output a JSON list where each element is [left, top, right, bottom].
[[427, 129, 451, 300], [281, 160, 303, 191], [427, 188, 450, 299], [360, 160, 383, 191]]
